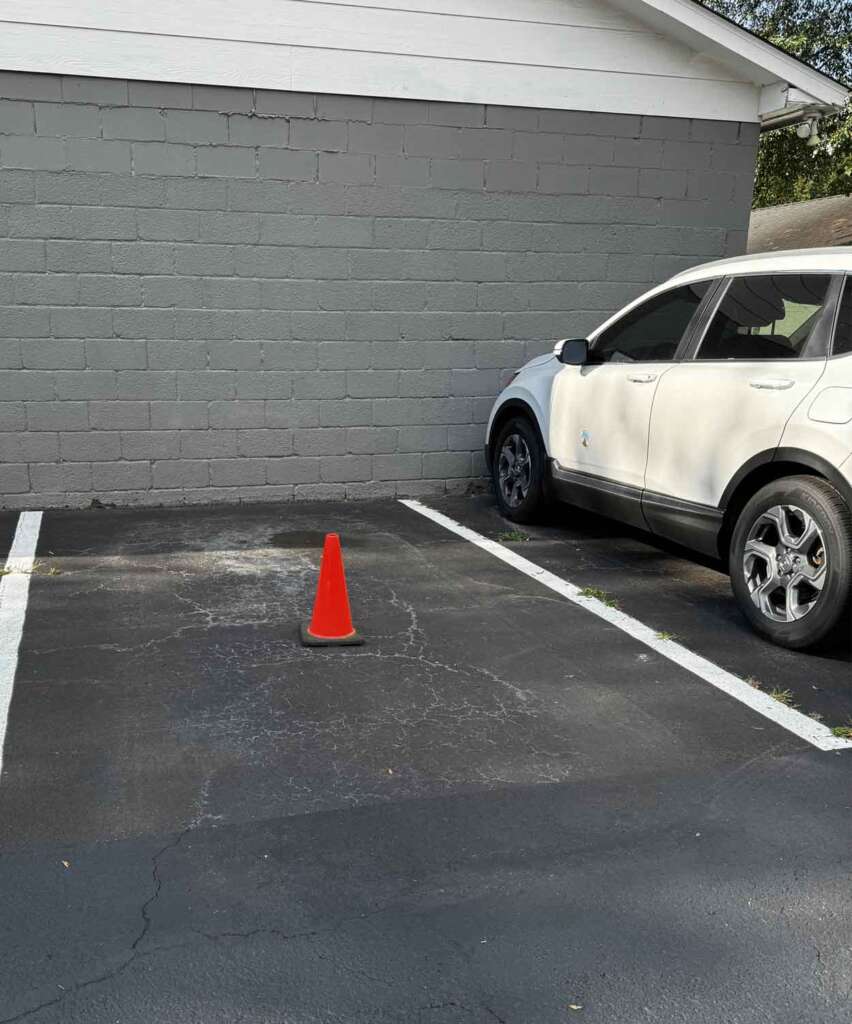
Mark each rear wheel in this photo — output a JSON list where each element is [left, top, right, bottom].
[[491, 416, 549, 523], [729, 475, 852, 649]]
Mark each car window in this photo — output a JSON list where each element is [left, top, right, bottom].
[[697, 274, 832, 361], [591, 281, 710, 364], [833, 277, 852, 356]]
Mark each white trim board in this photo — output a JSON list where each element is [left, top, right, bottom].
[[0, 24, 759, 123], [0, 0, 845, 124], [0, 3, 749, 83], [400, 499, 852, 754], [0, 511, 42, 781], [622, 0, 848, 108]]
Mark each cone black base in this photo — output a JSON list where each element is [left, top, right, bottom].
[[300, 623, 365, 647]]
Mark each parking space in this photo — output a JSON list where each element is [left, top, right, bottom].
[[0, 497, 850, 1023], [435, 495, 852, 730]]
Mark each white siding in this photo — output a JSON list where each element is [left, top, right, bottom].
[[0, 0, 763, 121]]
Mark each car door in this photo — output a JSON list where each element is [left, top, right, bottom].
[[645, 272, 840, 511], [549, 280, 713, 497]]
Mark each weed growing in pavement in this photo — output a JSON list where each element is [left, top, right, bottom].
[[768, 687, 797, 708], [33, 562, 62, 575], [497, 530, 531, 543], [831, 722, 852, 739], [0, 561, 61, 577], [655, 631, 678, 641], [579, 586, 619, 608]]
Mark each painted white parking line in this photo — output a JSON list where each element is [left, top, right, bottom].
[[400, 499, 852, 753], [0, 511, 43, 779]]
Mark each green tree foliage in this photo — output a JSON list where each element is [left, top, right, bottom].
[[700, 1, 852, 207]]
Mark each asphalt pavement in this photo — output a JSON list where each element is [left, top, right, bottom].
[[0, 496, 849, 1023]]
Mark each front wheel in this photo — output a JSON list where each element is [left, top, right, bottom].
[[729, 475, 852, 650], [491, 416, 549, 523]]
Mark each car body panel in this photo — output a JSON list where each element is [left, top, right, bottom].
[[551, 361, 676, 491], [486, 352, 560, 455], [667, 248, 852, 282], [646, 358, 829, 507], [779, 354, 852, 469]]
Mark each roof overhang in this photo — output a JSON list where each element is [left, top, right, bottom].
[[757, 84, 840, 133], [610, 0, 849, 130]]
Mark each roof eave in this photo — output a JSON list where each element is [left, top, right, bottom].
[[758, 83, 845, 132], [619, 0, 849, 119]]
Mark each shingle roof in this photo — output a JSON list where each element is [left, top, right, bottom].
[[747, 195, 852, 252]]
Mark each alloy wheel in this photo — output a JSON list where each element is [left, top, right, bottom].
[[742, 504, 827, 622], [497, 433, 532, 509]]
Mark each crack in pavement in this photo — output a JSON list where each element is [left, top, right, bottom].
[[416, 1000, 508, 1022], [0, 828, 192, 1024], [0, 841, 429, 1024], [132, 828, 192, 952]]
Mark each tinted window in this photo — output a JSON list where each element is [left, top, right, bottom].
[[698, 274, 831, 361], [833, 277, 852, 356], [592, 281, 710, 364]]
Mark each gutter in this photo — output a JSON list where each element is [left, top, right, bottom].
[[758, 84, 848, 134]]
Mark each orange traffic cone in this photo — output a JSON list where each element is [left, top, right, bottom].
[[300, 533, 364, 647]]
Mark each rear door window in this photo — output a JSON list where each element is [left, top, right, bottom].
[[697, 274, 832, 361]]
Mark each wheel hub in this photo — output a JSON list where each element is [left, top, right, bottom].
[[776, 551, 800, 576], [742, 504, 827, 623]]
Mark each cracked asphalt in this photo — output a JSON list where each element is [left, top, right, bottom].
[[0, 496, 850, 1023]]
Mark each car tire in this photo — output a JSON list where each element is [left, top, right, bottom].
[[491, 416, 550, 523], [729, 475, 852, 650]]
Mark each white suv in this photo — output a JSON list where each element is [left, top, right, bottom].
[[487, 248, 852, 650]]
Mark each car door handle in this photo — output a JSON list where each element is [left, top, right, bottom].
[[749, 378, 795, 391], [627, 372, 658, 383]]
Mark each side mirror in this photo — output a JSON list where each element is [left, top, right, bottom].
[[557, 338, 590, 365]]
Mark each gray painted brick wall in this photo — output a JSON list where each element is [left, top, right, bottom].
[[0, 71, 757, 508]]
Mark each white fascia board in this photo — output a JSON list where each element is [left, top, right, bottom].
[[619, 0, 849, 110], [0, 20, 762, 122]]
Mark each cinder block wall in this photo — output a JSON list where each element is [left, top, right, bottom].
[[0, 71, 757, 508]]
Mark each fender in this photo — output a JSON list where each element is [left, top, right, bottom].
[[485, 357, 560, 458], [485, 397, 546, 463], [719, 447, 852, 512]]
